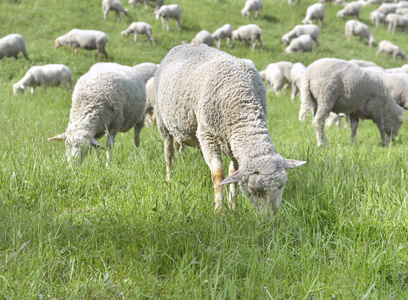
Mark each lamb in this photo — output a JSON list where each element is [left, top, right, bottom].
[[121, 22, 156, 46], [231, 24, 263, 50], [290, 62, 306, 103], [133, 62, 159, 83], [154, 4, 181, 31], [385, 13, 408, 33], [129, 0, 164, 10], [377, 40, 406, 61], [302, 3, 325, 27], [154, 44, 306, 213], [336, 2, 361, 19], [48, 63, 146, 165], [0, 34, 28, 61], [102, 0, 129, 22], [345, 20, 375, 47], [284, 34, 313, 53], [55, 29, 109, 59], [299, 58, 404, 146], [370, 11, 386, 28], [211, 24, 233, 49], [241, 0, 263, 19], [144, 77, 156, 125], [13, 64, 72, 95], [191, 30, 213, 46], [282, 24, 320, 47], [262, 63, 285, 95]]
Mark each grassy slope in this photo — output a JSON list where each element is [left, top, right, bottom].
[[1, 0, 408, 298]]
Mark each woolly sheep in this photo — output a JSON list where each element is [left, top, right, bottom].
[[275, 61, 293, 84], [345, 20, 375, 47], [211, 24, 233, 49], [121, 22, 156, 46], [129, 0, 164, 10], [191, 30, 213, 46], [376, 3, 398, 15], [348, 59, 379, 68], [377, 40, 406, 61], [302, 3, 325, 27], [396, 7, 408, 16], [262, 63, 285, 95], [290, 62, 306, 103], [385, 13, 408, 33], [336, 2, 361, 19], [48, 63, 146, 165], [133, 62, 159, 83], [13, 64, 72, 95], [282, 24, 320, 47], [370, 11, 386, 28], [0, 34, 28, 61], [299, 58, 405, 146], [102, 0, 129, 22], [284, 34, 313, 53], [231, 24, 263, 50], [241, 0, 263, 19], [55, 29, 109, 59], [154, 4, 181, 31], [144, 77, 156, 125], [154, 44, 306, 213]]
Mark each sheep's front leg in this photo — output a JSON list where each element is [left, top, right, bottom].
[[116, 11, 120, 22], [106, 133, 116, 166], [166, 17, 170, 31], [30, 86, 35, 94], [134, 32, 138, 43], [291, 81, 298, 103], [160, 16, 165, 30], [228, 158, 239, 210], [349, 114, 359, 143], [210, 153, 225, 213]]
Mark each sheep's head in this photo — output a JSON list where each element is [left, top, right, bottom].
[[282, 34, 290, 44], [400, 51, 407, 60], [336, 11, 344, 18], [55, 39, 61, 49], [302, 19, 311, 25], [13, 83, 25, 95], [154, 10, 162, 20], [241, 9, 249, 17], [231, 30, 239, 41], [123, 8, 129, 16]]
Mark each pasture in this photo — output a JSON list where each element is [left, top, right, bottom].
[[1, 0, 408, 298]]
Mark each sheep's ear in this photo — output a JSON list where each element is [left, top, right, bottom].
[[218, 169, 244, 185], [283, 159, 307, 169], [90, 138, 106, 150], [48, 133, 67, 142]]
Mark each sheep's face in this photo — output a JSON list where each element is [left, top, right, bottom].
[[55, 39, 61, 49], [154, 11, 162, 20], [123, 8, 129, 16], [13, 83, 24, 95], [284, 46, 293, 54], [241, 9, 249, 17], [65, 136, 90, 165], [282, 35, 289, 44]]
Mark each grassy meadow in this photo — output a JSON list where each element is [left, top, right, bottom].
[[1, 0, 408, 298]]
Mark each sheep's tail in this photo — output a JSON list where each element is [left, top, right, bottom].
[[298, 74, 314, 122]]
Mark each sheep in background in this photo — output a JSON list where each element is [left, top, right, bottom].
[[13, 64, 72, 95], [385, 13, 408, 33], [129, 0, 164, 10], [375, 3, 398, 15], [241, 0, 263, 19], [191, 30, 213, 46], [336, 2, 361, 19], [121, 22, 156, 46], [325, 112, 346, 128], [145, 77, 156, 125], [231, 24, 263, 50], [211, 24, 233, 49], [348, 59, 379, 68], [288, 0, 300, 5], [0, 34, 28, 61], [133, 62, 159, 83], [285, 34, 313, 53], [368, 71, 408, 109], [345, 20, 375, 47], [55, 29, 109, 59], [282, 24, 320, 47], [102, 0, 129, 22], [154, 44, 306, 213], [290, 62, 306, 103], [370, 11, 386, 27], [262, 63, 285, 95], [396, 7, 408, 16], [154, 4, 181, 31], [302, 3, 325, 27], [48, 63, 146, 165], [377, 40, 406, 61], [299, 58, 404, 146], [275, 61, 294, 84], [386, 64, 408, 74]]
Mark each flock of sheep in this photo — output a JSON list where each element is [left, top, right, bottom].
[[2, 0, 408, 214]]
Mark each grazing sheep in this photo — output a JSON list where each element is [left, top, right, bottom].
[[262, 63, 285, 95], [129, 0, 164, 10], [336, 2, 361, 19], [275, 61, 294, 84], [191, 30, 213, 46], [325, 112, 345, 128], [290, 62, 306, 103], [385, 13, 408, 33], [284, 34, 313, 53], [13, 64, 72, 95], [48, 63, 146, 165], [241, 0, 263, 19], [370, 11, 386, 28], [345, 20, 375, 47], [299, 58, 404, 146], [154, 4, 181, 31], [348, 59, 378, 68], [377, 40, 406, 61], [121, 22, 156, 46], [211, 24, 233, 49], [376, 3, 398, 15], [144, 77, 156, 125], [55, 29, 109, 59], [133, 62, 159, 83], [102, 0, 129, 22], [0, 34, 29, 61], [396, 7, 408, 16], [154, 44, 306, 213], [370, 71, 408, 109], [282, 24, 320, 47], [302, 3, 325, 27], [231, 24, 263, 50]]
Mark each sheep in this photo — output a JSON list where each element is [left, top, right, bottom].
[[13, 64, 72, 95], [396, 7, 408, 16], [129, 0, 164, 10], [241, 0, 263, 19], [377, 40, 406, 61], [385, 13, 408, 33], [133, 62, 159, 83], [370, 11, 386, 28], [336, 2, 361, 19], [275, 61, 294, 84], [154, 4, 181, 31], [290, 62, 306, 103], [262, 63, 285, 95], [345, 20, 375, 47], [0, 34, 29, 61], [284, 34, 313, 53], [288, 0, 300, 5], [376, 3, 398, 15], [348, 59, 379, 68], [154, 44, 306, 214], [191, 30, 213, 46], [231, 24, 263, 50], [48, 63, 146, 165], [102, 0, 129, 22], [144, 77, 156, 125], [55, 29, 109, 59], [302, 3, 325, 27], [211, 24, 233, 49], [121, 22, 156, 46], [282, 24, 320, 47], [299, 58, 405, 146], [325, 112, 345, 128]]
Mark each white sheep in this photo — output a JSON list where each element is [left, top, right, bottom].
[[154, 44, 306, 213], [284, 34, 313, 53], [121, 22, 156, 46], [275, 61, 294, 84], [376, 3, 398, 15], [396, 7, 408, 16], [299, 58, 405, 146], [241, 0, 263, 19], [302, 3, 325, 27], [129, 0, 164, 10], [345, 20, 375, 47], [231, 24, 263, 50], [55, 29, 109, 59], [102, 0, 129, 22], [0, 34, 29, 61], [377, 40, 406, 61], [191, 30, 213, 46], [348, 59, 379, 68], [144, 77, 156, 125], [290, 62, 306, 103], [211, 24, 233, 49], [385, 13, 408, 33], [374, 72, 408, 109], [48, 63, 146, 165], [154, 4, 181, 31], [370, 11, 386, 28], [282, 24, 320, 47], [262, 63, 284, 95], [336, 2, 361, 19], [13, 64, 72, 95], [133, 62, 159, 83]]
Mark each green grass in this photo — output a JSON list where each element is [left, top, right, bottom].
[[1, 0, 408, 298]]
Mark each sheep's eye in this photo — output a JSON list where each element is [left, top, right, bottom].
[[253, 171, 260, 175]]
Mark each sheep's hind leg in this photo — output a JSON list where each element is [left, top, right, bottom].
[[133, 120, 144, 148], [349, 114, 359, 143], [106, 132, 116, 166], [164, 135, 175, 181], [312, 106, 331, 146]]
